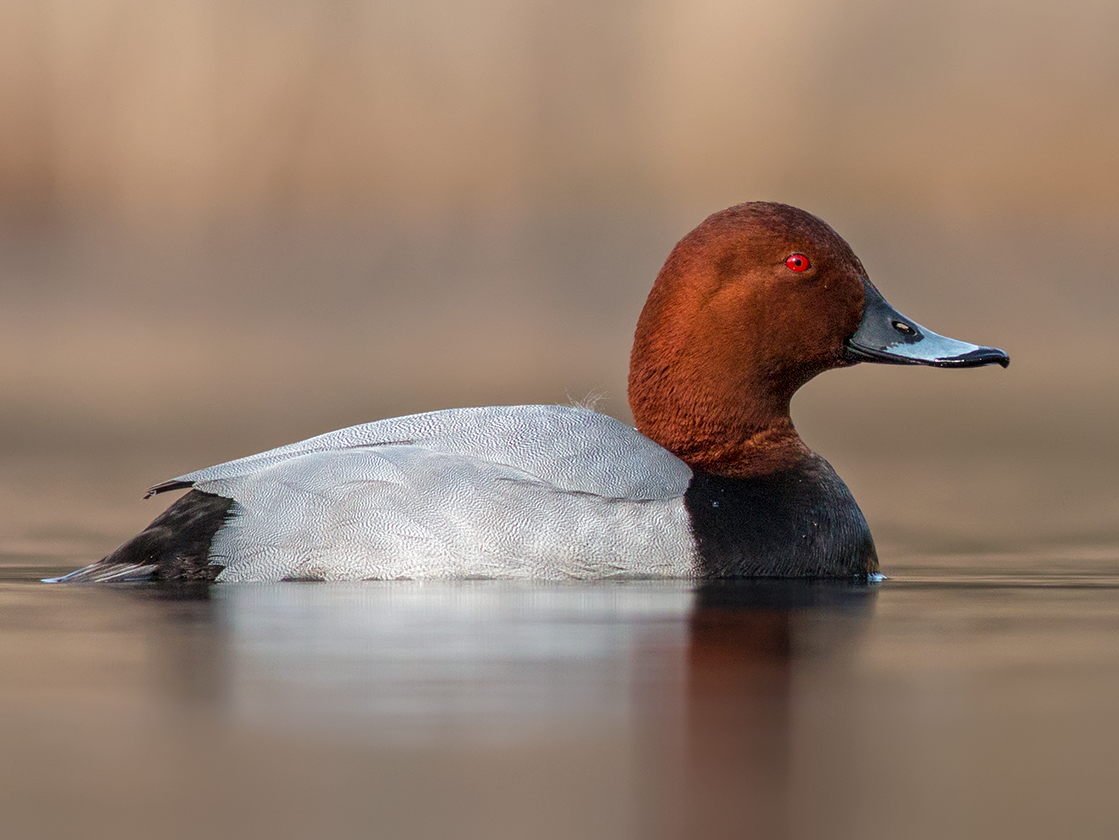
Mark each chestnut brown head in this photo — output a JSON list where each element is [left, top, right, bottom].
[[628, 202, 868, 473], [628, 202, 1007, 476]]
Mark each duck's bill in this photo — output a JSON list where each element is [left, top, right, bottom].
[[843, 278, 1009, 368]]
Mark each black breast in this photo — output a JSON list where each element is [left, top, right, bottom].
[[684, 457, 878, 578]]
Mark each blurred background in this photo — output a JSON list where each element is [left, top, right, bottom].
[[0, 0, 1117, 566], [2, 5, 1119, 840]]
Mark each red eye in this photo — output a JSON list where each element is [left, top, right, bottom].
[[785, 254, 811, 272]]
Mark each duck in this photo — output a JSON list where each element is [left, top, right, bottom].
[[53, 202, 1008, 584]]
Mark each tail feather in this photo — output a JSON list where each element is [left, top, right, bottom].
[[44, 562, 158, 584]]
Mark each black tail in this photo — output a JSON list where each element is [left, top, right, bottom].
[[48, 490, 235, 584]]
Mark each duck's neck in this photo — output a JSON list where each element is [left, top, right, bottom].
[[633, 399, 811, 477], [628, 323, 813, 477]]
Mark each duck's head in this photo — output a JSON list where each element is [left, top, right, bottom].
[[628, 202, 1008, 476]]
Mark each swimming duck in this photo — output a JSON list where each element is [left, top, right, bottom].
[[55, 202, 1007, 583]]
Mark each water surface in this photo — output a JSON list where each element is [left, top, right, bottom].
[[3, 563, 1119, 840]]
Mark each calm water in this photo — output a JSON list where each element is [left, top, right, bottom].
[[3, 561, 1119, 840]]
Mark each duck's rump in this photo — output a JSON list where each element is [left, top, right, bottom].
[[55, 490, 234, 583]]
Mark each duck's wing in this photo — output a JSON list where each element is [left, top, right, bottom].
[[160, 405, 690, 502], [55, 406, 697, 583]]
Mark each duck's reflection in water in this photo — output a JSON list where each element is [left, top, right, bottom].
[[71, 577, 874, 838], [122, 582, 230, 704], [672, 581, 875, 840]]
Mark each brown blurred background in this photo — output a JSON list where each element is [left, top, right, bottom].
[[0, 0, 1116, 568]]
